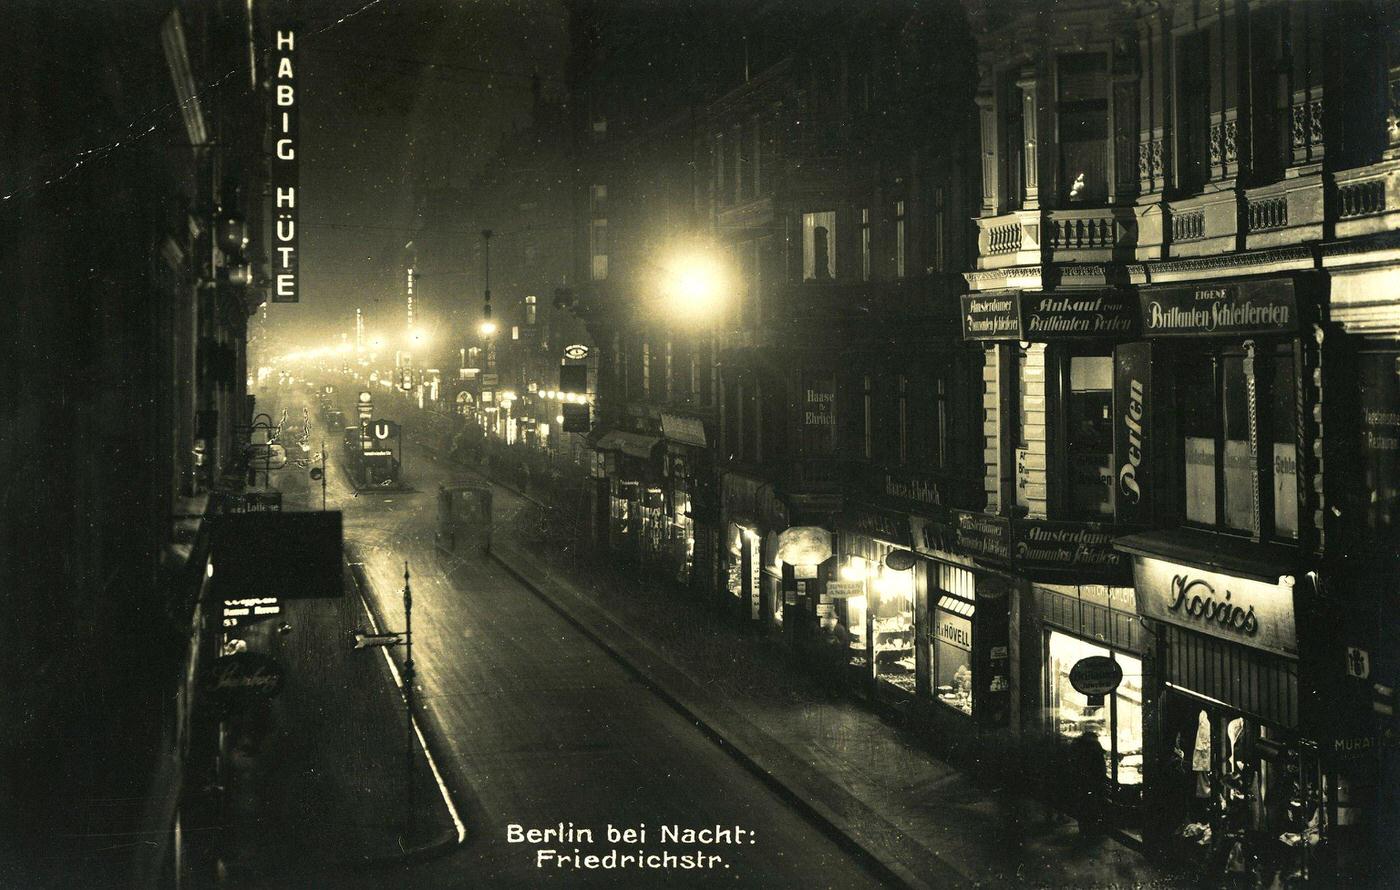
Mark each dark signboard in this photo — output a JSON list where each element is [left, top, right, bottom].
[[843, 502, 912, 547], [963, 291, 1138, 341], [1114, 341, 1153, 527], [1021, 290, 1137, 339], [961, 293, 1021, 340], [562, 402, 590, 433], [1138, 279, 1296, 337], [1069, 655, 1124, 696], [213, 511, 343, 599], [953, 510, 1012, 560], [204, 652, 286, 706], [1010, 519, 1130, 581], [1360, 353, 1400, 532], [270, 16, 300, 302], [880, 468, 943, 508]]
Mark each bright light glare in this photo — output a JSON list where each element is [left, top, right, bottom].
[[408, 328, 430, 347], [661, 250, 727, 319], [479, 320, 498, 336]]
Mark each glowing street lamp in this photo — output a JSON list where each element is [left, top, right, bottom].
[[658, 248, 729, 321]]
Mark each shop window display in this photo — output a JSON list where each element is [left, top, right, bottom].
[[871, 564, 915, 694], [930, 563, 975, 715], [1046, 631, 1143, 787], [836, 557, 871, 668]]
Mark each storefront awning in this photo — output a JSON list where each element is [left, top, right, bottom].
[[592, 429, 662, 458], [1114, 528, 1299, 584]]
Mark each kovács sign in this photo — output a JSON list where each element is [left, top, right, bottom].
[[1132, 556, 1298, 658]]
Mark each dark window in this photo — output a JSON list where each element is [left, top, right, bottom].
[[1057, 54, 1109, 204], [1175, 31, 1210, 194], [1248, 6, 1289, 183], [1065, 354, 1114, 520], [929, 186, 946, 273], [1180, 345, 1297, 538], [1360, 352, 1400, 535], [1000, 72, 1024, 212], [860, 208, 871, 281]]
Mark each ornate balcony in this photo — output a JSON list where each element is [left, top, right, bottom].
[[1332, 158, 1400, 239]]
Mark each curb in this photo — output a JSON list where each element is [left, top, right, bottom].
[[488, 542, 965, 890], [344, 555, 469, 868]]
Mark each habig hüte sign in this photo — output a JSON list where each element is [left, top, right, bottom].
[[961, 291, 1137, 341]]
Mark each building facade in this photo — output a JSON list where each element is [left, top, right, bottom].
[[963, 0, 1400, 881]]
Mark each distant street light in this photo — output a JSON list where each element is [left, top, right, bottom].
[[478, 320, 497, 337]]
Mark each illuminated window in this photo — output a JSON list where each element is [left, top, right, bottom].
[[894, 200, 906, 278], [802, 211, 836, 281]]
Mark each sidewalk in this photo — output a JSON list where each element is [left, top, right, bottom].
[[483, 486, 1189, 890], [201, 510, 460, 885]]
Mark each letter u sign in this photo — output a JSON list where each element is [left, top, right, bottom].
[[373, 422, 390, 440]]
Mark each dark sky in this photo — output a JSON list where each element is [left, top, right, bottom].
[[264, 0, 567, 351]]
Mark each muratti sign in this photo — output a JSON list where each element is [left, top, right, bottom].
[[1133, 556, 1298, 658], [1139, 280, 1296, 337]]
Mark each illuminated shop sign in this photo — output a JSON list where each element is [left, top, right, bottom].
[[1132, 556, 1298, 658], [1113, 342, 1153, 526], [270, 20, 299, 302], [961, 291, 1137, 341], [222, 596, 283, 627], [1138, 280, 1296, 337]]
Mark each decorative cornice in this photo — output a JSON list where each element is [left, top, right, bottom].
[[1145, 245, 1316, 282]]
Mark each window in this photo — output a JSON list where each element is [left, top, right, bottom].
[[929, 186, 946, 273], [1248, 6, 1289, 184], [931, 564, 975, 716], [802, 211, 836, 281], [1046, 631, 1144, 787], [863, 373, 873, 460], [894, 200, 907, 278], [589, 184, 607, 216], [1065, 354, 1114, 520], [714, 133, 726, 204], [524, 294, 537, 326], [750, 118, 762, 197], [1175, 31, 1210, 194], [860, 208, 871, 281], [589, 219, 608, 281], [734, 124, 746, 203], [1057, 54, 1109, 204], [1360, 352, 1400, 535], [641, 340, 651, 397], [1000, 71, 1024, 212], [898, 375, 909, 465], [1179, 345, 1297, 538]]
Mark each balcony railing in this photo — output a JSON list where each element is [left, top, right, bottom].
[[1246, 195, 1289, 233]]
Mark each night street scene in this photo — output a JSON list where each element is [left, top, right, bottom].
[[4, 0, 1400, 888]]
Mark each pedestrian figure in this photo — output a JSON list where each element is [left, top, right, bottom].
[[1068, 727, 1108, 836]]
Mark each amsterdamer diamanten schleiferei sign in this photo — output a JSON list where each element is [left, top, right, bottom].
[[961, 291, 1137, 341], [1132, 556, 1298, 658], [270, 14, 299, 302], [1137, 279, 1297, 338]]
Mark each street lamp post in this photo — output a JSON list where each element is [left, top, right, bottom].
[[402, 561, 416, 839]]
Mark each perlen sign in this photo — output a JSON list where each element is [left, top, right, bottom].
[[270, 18, 299, 302]]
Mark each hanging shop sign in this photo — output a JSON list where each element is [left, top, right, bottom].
[[884, 549, 917, 572], [776, 526, 832, 566], [1132, 556, 1298, 658], [908, 512, 960, 561], [961, 293, 1022, 340], [1138, 279, 1297, 338], [269, 19, 299, 302], [962, 291, 1137, 340], [1010, 519, 1129, 581], [660, 413, 707, 448], [843, 502, 912, 547], [1068, 655, 1124, 696], [1113, 341, 1153, 526], [563, 344, 589, 360], [953, 510, 1012, 560], [203, 651, 285, 706]]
